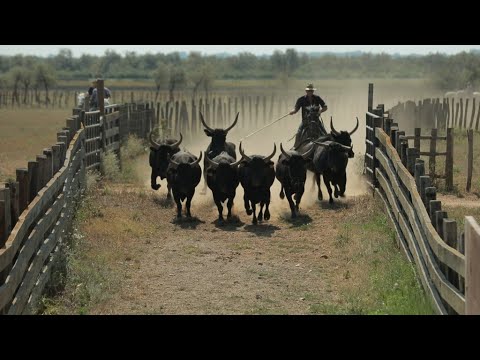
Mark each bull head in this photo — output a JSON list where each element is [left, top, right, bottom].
[[169, 152, 203, 169], [239, 142, 276, 163], [200, 112, 239, 136], [280, 143, 314, 160], [330, 117, 359, 136], [204, 153, 243, 169], [149, 131, 183, 150], [314, 140, 352, 153]]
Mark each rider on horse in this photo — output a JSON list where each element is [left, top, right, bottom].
[[289, 83, 328, 149]]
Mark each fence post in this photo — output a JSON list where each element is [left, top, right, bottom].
[[429, 128, 437, 183], [406, 148, 419, 175], [414, 128, 421, 152], [0, 188, 11, 246], [466, 129, 473, 192], [414, 159, 425, 190], [445, 128, 454, 191], [465, 216, 480, 314], [16, 168, 29, 214], [97, 79, 106, 151]]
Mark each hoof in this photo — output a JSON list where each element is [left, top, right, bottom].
[[258, 213, 263, 222], [291, 212, 297, 219], [152, 184, 161, 190], [252, 218, 258, 225], [318, 194, 323, 201], [246, 209, 253, 216], [264, 211, 270, 221], [329, 198, 334, 205], [280, 192, 285, 199]]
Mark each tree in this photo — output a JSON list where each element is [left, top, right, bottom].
[[153, 62, 169, 101], [168, 66, 187, 101], [20, 69, 33, 104], [34, 64, 56, 106], [7, 66, 23, 105]]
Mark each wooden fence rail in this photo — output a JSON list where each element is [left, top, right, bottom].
[[0, 79, 158, 314], [365, 83, 480, 315]]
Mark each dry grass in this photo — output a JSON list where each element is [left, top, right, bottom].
[[0, 108, 69, 182]]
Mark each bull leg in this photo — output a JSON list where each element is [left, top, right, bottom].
[[339, 173, 346, 197], [151, 173, 160, 190], [279, 185, 285, 199], [334, 183, 339, 198], [316, 173, 323, 201], [244, 193, 252, 215], [295, 189, 304, 212], [258, 202, 264, 222], [214, 194, 224, 221], [323, 176, 334, 204], [167, 183, 172, 199], [226, 194, 234, 219], [186, 191, 194, 218], [173, 190, 182, 218], [251, 201, 257, 225], [285, 189, 296, 218], [264, 191, 271, 220]]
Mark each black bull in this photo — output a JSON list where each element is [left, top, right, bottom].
[[238, 143, 277, 225], [296, 116, 359, 198], [275, 143, 315, 218], [149, 132, 183, 197], [200, 112, 238, 194], [166, 151, 203, 218], [312, 141, 352, 204], [205, 151, 243, 221]]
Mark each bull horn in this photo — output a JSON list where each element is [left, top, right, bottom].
[[330, 117, 340, 136], [239, 142, 251, 162], [225, 112, 239, 133], [149, 131, 161, 150], [230, 158, 243, 168], [170, 132, 183, 149], [191, 152, 203, 166], [264, 143, 277, 163], [313, 141, 329, 148], [205, 153, 219, 169], [349, 117, 359, 136], [280, 143, 291, 160], [169, 157, 180, 168], [301, 144, 315, 160], [200, 112, 214, 132]]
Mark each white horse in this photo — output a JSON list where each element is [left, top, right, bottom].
[[77, 92, 86, 107]]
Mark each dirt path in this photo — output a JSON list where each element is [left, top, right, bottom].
[[79, 176, 370, 314]]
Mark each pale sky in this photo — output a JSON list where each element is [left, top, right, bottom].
[[0, 45, 478, 57]]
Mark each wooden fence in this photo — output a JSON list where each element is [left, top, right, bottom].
[[365, 83, 480, 315], [390, 96, 480, 131], [0, 80, 156, 314]]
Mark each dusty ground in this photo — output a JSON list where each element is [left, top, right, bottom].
[[48, 147, 432, 315], [79, 159, 369, 314]]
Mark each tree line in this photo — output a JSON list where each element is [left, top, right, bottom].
[[1, 48, 480, 95]]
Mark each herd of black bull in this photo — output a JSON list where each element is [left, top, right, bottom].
[[149, 113, 359, 224]]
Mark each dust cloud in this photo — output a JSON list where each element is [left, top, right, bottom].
[[135, 80, 441, 217]]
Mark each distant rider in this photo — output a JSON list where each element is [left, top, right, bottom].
[[289, 83, 328, 149]]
